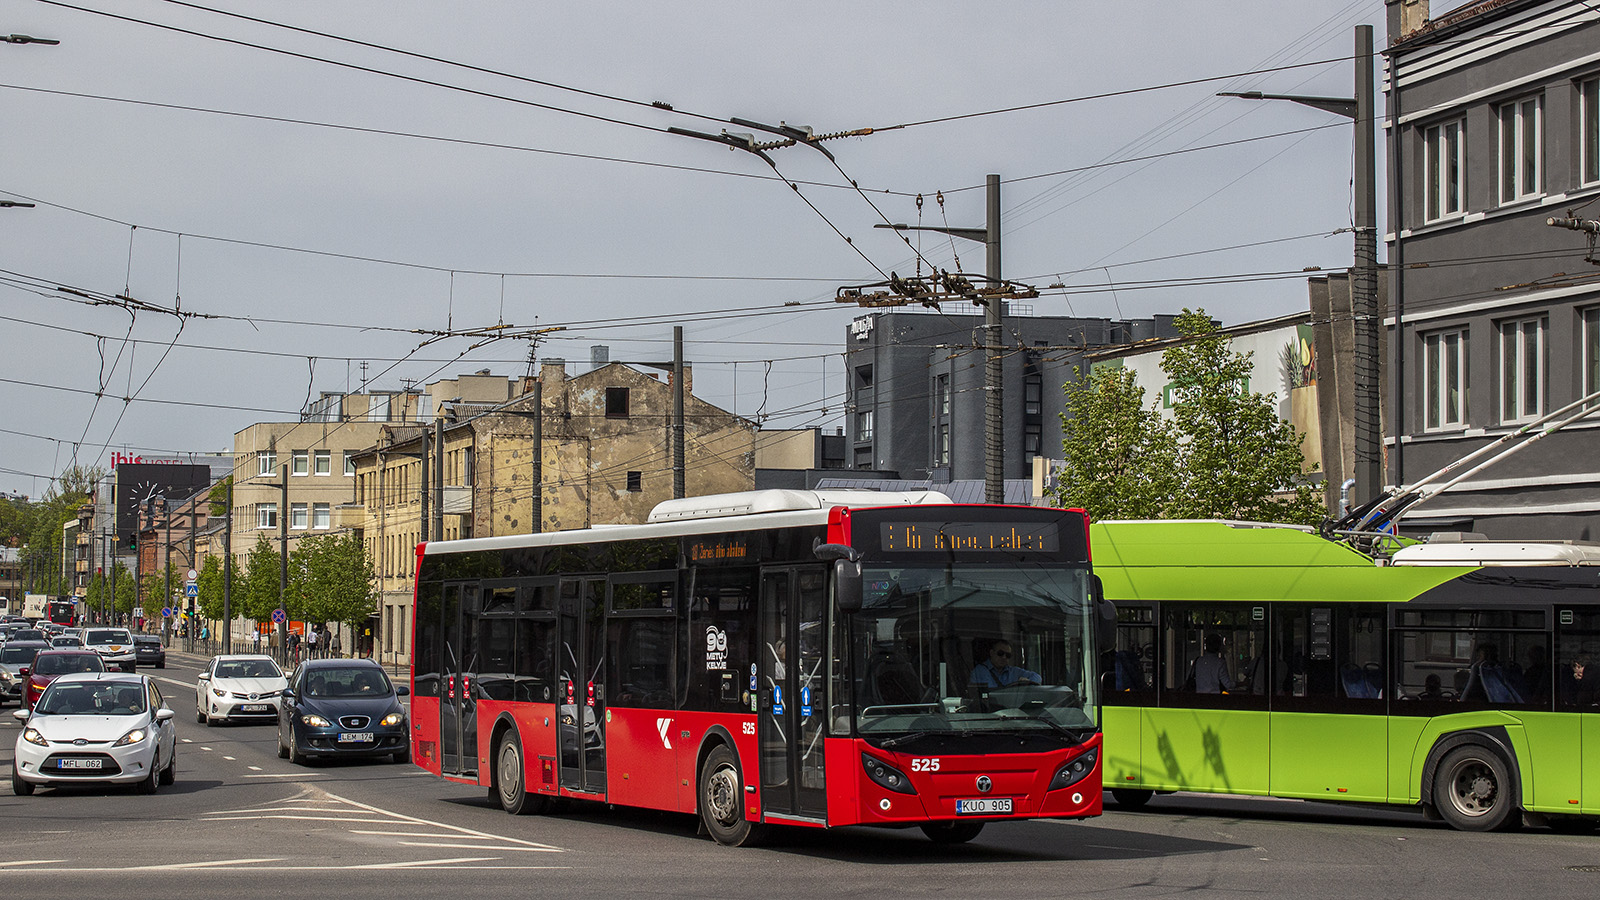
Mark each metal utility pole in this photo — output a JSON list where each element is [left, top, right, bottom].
[[279, 464, 288, 661], [419, 431, 430, 544], [674, 326, 686, 499], [1219, 24, 1380, 505], [531, 377, 543, 533], [872, 174, 1006, 503], [433, 416, 445, 543], [223, 479, 233, 655]]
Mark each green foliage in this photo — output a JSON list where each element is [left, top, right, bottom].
[[196, 555, 225, 620], [288, 532, 377, 631], [239, 534, 284, 622], [1055, 309, 1325, 525], [207, 477, 233, 518], [1055, 365, 1179, 519], [114, 566, 137, 615]]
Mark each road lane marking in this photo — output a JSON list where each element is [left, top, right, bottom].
[[0, 860, 68, 867], [152, 675, 196, 692], [317, 788, 565, 852], [243, 773, 324, 778], [181, 738, 193, 743], [223, 756, 235, 760], [349, 831, 496, 839], [162, 858, 285, 869], [248, 766, 262, 771], [201, 815, 405, 824], [397, 842, 559, 853]]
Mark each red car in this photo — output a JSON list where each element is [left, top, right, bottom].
[[24, 649, 105, 709]]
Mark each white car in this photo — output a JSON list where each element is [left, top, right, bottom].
[[81, 627, 137, 672], [11, 672, 177, 794], [197, 655, 288, 725]]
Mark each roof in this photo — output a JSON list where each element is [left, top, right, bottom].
[[812, 477, 1035, 505], [1391, 540, 1600, 566]]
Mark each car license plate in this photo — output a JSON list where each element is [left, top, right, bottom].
[[338, 732, 374, 743], [955, 797, 1012, 815], [58, 758, 103, 770], [240, 704, 269, 713]]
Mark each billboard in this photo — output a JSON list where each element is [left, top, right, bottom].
[[115, 463, 213, 550]]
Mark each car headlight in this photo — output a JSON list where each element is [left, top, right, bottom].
[[300, 714, 332, 727], [22, 727, 48, 747], [0, 669, 12, 685], [560, 713, 575, 726], [380, 713, 404, 727], [113, 727, 148, 746], [212, 687, 227, 697]]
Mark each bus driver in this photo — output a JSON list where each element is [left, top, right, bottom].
[[970, 640, 1041, 688]]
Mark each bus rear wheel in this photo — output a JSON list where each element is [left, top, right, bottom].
[[699, 745, 767, 847], [495, 731, 545, 815], [1434, 745, 1516, 832], [920, 821, 984, 844], [1111, 789, 1154, 809]]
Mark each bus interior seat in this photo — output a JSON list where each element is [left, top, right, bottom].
[[865, 643, 932, 706], [1339, 664, 1378, 699], [1479, 665, 1525, 704]]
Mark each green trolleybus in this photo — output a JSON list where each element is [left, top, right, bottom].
[[1095, 520, 1600, 832], [409, 490, 1109, 845]]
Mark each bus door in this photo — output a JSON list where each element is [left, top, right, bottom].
[[758, 566, 829, 822], [439, 582, 481, 777], [557, 577, 607, 794]]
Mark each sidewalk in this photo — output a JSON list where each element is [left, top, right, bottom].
[[158, 643, 407, 679]]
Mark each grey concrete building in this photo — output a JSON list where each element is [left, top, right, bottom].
[[843, 307, 1182, 481], [1385, 0, 1600, 538]]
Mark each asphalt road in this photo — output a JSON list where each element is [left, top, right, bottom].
[[2, 652, 1598, 898]]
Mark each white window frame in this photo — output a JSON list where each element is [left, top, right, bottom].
[[1583, 77, 1599, 187], [257, 450, 277, 477], [257, 502, 277, 530], [291, 450, 309, 477], [290, 502, 309, 530], [313, 449, 331, 476], [343, 451, 357, 477], [1498, 95, 1543, 204], [1584, 308, 1600, 403], [1498, 316, 1547, 423], [1424, 118, 1465, 222], [856, 409, 874, 443], [312, 502, 330, 529], [1423, 329, 1467, 431]]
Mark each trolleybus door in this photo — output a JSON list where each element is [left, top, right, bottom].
[[557, 577, 607, 794], [1557, 606, 1600, 811], [758, 566, 828, 821], [439, 582, 481, 777]]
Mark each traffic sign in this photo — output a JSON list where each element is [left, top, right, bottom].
[[184, 583, 199, 597], [161, 607, 173, 618], [271, 608, 287, 624], [187, 568, 198, 581]]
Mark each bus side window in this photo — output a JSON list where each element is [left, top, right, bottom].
[[1160, 603, 1267, 709]]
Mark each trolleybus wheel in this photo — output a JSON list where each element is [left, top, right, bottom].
[[1111, 788, 1154, 809], [920, 821, 985, 844], [699, 744, 767, 847], [1434, 745, 1515, 832], [494, 731, 544, 815]]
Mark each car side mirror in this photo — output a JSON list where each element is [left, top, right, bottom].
[[155, 708, 175, 722], [395, 685, 410, 697], [12, 708, 28, 721], [282, 688, 295, 701], [197, 672, 209, 680], [18, 667, 27, 677]]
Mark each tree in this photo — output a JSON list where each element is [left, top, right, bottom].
[[1054, 309, 1325, 525], [289, 532, 377, 634], [1055, 365, 1179, 519], [113, 565, 136, 616], [1159, 310, 1325, 524], [239, 534, 283, 623], [196, 555, 225, 621]]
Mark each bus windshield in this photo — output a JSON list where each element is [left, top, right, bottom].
[[850, 564, 1096, 742]]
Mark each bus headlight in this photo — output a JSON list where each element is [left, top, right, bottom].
[[1049, 747, 1099, 791], [861, 753, 917, 795]]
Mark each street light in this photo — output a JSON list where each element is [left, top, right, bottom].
[[3, 33, 59, 44], [1219, 24, 1380, 508]]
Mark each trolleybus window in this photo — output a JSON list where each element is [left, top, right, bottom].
[[1393, 608, 1548, 709], [1159, 604, 1268, 708], [1273, 605, 1387, 710]]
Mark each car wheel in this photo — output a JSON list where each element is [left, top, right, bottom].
[[159, 753, 175, 786], [137, 755, 159, 795], [196, 707, 206, 724], [1434, 745, 1516, 832], [698, 744, 767, 846], [206, 710, 219, 728], [288, 728, 308, 766], [12, 764, 34, 796], [393, 744, 412, 765], [494, 731, 543, 815], [156, 662, 165, 669], [276, 728, 289, 760], [920, 821, 985, 844]]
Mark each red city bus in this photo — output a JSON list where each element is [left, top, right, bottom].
[[409, 490, 1109, 845], [46, 599, 80, 628]]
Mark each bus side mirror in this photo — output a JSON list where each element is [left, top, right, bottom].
[[1092, 575, 1116, 653], [834, 559, 863, 613]]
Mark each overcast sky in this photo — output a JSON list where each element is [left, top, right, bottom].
[[0, 0, 1433, 498]]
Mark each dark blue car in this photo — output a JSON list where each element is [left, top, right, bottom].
[[276, 659, 410, 765]]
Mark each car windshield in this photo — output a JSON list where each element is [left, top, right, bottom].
[[36, 681, 146, 716], [303, 667, 390, 697], [33, 654, 105, 676], [848, 564, 1097, 741], [217, 660, 282, 679], [85, 629, 130, 645], [13, 630, 44, 642], [1, 645, 42, 664], [51, 637, 83, 647]]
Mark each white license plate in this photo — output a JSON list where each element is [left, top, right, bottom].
[[337, 732, 373, 743], [58, 758, 103, 770], [240, 704, 269, 713], [955, 797, 1012, 815]]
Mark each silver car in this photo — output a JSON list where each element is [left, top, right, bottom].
[[82, 628, 136, 673]]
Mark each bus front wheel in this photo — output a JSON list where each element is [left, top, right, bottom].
[[1110, 789, 1154, 809], [699, 745, 767, 847], [1434, 745, 1516, 832], [920, 821, 984, 844]]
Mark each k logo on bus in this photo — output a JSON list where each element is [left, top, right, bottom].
[[657, 717, 673, 750]]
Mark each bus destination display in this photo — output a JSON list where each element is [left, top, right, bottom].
[[879, 521, 1059, 553]]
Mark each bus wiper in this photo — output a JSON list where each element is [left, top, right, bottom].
[[878, 731, 931, 748]]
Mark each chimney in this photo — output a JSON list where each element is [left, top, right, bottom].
[[1387, 0, 1429, 42], [540, 358, 567, 385], [589, 345, 610, 371]]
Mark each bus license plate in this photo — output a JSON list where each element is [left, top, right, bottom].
[[338, 732, 373, 743], [956, 797, 1012, 815], [59, 758, 103, 769]]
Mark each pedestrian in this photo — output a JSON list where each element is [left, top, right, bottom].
[[252, 628, 262, 653], [331, 629, 342, 658], [307, 626, 319, 659]]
